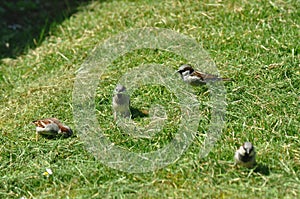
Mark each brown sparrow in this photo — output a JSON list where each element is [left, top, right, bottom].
[[112, 84, 131, 120], [177, 64, 231, 86], [234, 142, 256, 168], [33, 118, 73, 141]]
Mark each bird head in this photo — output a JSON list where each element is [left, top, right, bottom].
[[60, 125, 73, 137], [114, 84, 127, 94], [243, 142, 255, 156], [177, 64, 195, 75]]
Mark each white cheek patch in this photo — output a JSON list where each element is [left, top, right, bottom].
[[182, 71, 190, 76], [238, 146, 246, 156]]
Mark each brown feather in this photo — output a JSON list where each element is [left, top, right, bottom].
[[192, 71, 231, 81], [33, 118, 73, 138]]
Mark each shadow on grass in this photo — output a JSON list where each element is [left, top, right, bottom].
[[130, 107, 149, 119], [254, 163, 270, 175], [39, 133, 76, 140], [0, 0, 92, 59]]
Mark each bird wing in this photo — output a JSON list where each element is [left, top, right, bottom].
[[193, 71, 231, 81], [192, 71, 217, 80], [33, 118, 62, 127], [33, 118, 53, 128], [48, 118, 61, 124]]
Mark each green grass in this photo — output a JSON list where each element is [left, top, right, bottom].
[[0, 0, 299, 198], [0, 0, 88, 58]]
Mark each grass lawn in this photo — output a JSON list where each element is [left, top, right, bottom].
[[0, 0, 299, 198]]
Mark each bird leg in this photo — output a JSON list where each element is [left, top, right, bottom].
[[36, 131, 39, 141]]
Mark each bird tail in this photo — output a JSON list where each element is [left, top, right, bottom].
[[221, 77, 231, 81]]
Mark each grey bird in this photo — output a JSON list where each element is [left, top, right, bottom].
[[177, 64, 231, 86], [112, 84, 131, 120], [234, 142, 256, 168]]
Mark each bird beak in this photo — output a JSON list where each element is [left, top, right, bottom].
[[174, 70, 179, 75]]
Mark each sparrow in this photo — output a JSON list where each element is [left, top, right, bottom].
[[234, 142, 256, 168], [33, 118, 73, 141], [176, 64, 231, 86], [112, 84, 131, 120]]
